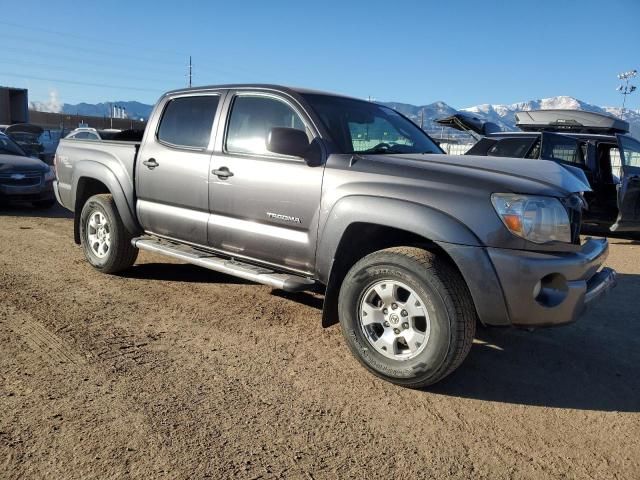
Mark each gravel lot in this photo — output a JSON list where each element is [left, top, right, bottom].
[[1, 203, 639, 479]]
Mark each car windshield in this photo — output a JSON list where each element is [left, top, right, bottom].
[[302, 94, 442, 155], [0, 135, 26, 156]]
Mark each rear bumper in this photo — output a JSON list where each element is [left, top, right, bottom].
[[487, 238, 615, 327]]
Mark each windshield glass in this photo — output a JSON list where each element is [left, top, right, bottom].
[[619, 135, 640, 168], [0, 134, 26, 156], [302, 94, 442, 155]]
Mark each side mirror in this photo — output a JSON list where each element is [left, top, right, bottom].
[[266, 127, 310, 158]]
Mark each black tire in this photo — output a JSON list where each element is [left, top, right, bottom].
[[80, 194, 138, 274], [338, 247, 476, 388], [32, 199, 56, 209]]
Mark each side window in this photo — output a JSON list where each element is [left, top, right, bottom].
[[157, 95, 219, 149], [225, 95, 307, 156], [541, 134, 584, 164], [88, 133, 99, 140], [487, 137, 537, 158]]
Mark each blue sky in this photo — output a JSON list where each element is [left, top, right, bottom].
[[0, 0, 638, 109]]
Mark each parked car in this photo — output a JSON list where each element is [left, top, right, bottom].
[[4, 123, 45, 159], [0, 131, 56, 208], [437, 110, 640, 235], [54, 85, 616, 387], [65, 127, 144, 142]]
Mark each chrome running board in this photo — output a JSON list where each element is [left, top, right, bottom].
[[132, 237, 315, 293]]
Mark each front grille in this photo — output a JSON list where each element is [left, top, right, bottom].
[[0, 172, 42, 187]]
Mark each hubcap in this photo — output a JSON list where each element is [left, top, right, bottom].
[[358, 280, 431, 360], [86, 210, 111, 258]]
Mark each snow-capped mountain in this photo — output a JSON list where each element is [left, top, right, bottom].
[[461, 96, 640, 137], [381, 95, 640, 140]]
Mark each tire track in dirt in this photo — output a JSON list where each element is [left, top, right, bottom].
[[2, 305, 87, 369]]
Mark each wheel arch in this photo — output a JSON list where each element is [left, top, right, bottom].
[[316, 196, 486, 328], [71, 161, 141, 244]]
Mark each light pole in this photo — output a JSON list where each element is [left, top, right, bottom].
[[616, 69, 637, 118]]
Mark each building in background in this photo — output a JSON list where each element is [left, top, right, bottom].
[[0, 86, 29, 125]]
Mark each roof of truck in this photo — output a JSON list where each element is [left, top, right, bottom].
[[164, 84, 359, 100]]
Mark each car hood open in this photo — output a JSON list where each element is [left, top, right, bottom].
[[4, 123, 44, 137], [436, 112, 501, 136]]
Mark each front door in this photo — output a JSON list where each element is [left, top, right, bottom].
[[136, 92, 223, 245], [208, 92, 324, 274], [612, 134, 640, 232]]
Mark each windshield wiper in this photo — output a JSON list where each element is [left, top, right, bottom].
[[360, 147, 406, 155]]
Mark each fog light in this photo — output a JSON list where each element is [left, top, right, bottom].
[[534, 273, 569, 308]]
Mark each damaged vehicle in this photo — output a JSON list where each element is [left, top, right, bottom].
[[438, 110, 640, 236], [4, 123, 45, 160]]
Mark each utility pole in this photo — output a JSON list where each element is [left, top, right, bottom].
[[188, 56, 193, 88], [616, 69, 637, 118]]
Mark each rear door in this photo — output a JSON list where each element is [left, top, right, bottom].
[[612, 134, 640, 231], [136, 92, 224, 245], [207, 91, 324, 274]]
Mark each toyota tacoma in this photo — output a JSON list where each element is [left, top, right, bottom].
[[53, 85, 617, 387]]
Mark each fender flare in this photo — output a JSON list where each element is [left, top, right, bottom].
[[316, 195, 511, 328], [315, 195, 481, 283], [71, 160, 141, 237]]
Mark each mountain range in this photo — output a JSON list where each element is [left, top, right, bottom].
[[383, 96, 640, 140], [39, 95, 640, 140]]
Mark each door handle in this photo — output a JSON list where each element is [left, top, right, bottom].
[[213, 166, 234, 179], [143, 158, 159, 169]]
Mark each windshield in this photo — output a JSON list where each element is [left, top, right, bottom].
[[0, 135, 26, 156], [618, 135, 640, 168], [302, 94, 442, 155]]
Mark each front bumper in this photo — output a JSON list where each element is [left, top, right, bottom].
[[0, 178, 54, 202], [487, 238, 616, 327]]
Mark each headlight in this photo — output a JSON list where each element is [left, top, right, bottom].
[[44, 167, 55, 182], [491, 193, 572, 244]]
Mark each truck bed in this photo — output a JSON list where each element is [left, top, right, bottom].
[[55, 138, 140, 212]]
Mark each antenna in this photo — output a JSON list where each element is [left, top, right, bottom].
[[188, 56, 193, 88]]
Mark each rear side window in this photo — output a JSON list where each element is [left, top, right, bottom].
[[487, 137, 537, 158], [541, 133, 585, 164], [225, 95, 307, 155], [157, 95, 219, 148]]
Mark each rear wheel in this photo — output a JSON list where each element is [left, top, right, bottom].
[[80, 194, 138, 273], [338, 247, 476, 388]]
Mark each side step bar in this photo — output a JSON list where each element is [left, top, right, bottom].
[[132, 237, 315, 293]]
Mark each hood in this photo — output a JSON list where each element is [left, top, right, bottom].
[[436, 112, 501, 136], [0, 153, 49, 173], [361, 153, 591, 196], [5, 123, 44, 136]]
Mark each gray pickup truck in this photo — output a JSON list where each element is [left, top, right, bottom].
[[54, 84, 616, 387]]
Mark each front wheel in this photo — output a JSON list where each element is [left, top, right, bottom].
[[80, 194, 138, 274], [338, 247, 476, 388]]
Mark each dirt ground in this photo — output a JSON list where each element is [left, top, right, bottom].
[[1, 203, 638, 480]]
